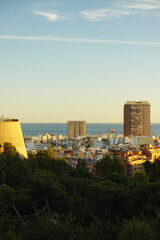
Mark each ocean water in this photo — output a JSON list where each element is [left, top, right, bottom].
[[21, 123, 160, 137]]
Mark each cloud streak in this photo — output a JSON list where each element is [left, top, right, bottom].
[[124, 2, 160, 10], [81, 0, 160, 21], [81, 9, 129, 21], [33, 10, 67, 21], [0, 35, 160, 46]]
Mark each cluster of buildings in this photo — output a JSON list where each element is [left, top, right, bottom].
[[1, 101, 160, 177], [25, 133, 160, 177], [24, 101, 160, 177]]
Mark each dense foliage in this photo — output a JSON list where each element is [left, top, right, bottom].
[[0, 143, 160, 239]]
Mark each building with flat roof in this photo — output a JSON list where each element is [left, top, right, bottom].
[[67, 121, 86, 138], [124, 101, 150, 137]]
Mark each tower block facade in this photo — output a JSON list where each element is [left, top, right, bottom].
[[67, 121, 86, 138], [124, 101, 150, 137], [0, 119, 28, 158]]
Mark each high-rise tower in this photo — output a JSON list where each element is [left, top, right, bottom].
[[124, 101, 150, 137], [67, 121, 86, 138]]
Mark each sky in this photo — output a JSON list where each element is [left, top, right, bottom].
[[1, 0, 160, 123]]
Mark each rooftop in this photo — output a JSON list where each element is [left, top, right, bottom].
[[126, 101, 149, 105], [0, 117, 19, 122]]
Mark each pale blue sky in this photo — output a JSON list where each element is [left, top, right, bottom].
[[1, 0, 160, 123]]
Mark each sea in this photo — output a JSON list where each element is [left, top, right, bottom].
[[21, 123, 160, 137]]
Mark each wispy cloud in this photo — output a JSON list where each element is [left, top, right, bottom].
[[33, 10, 67, 21], [124, 1, 160, 10], [125, 4, 160, 10], [1, 35, 160, 46], [81, 9, 129, 21], [81, 0, 160, 21]]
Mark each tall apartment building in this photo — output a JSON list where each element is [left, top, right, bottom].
[[124, 101, 150, 137], [67, 121, 86, 138]]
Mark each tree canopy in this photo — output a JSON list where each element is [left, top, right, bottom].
[[96, 154, 125, 177], [0, 144, 160, 239]]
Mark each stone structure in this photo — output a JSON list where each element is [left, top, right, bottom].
[[0, 119, 28, 158]]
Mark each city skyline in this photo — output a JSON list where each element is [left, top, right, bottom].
[[1, 0, 160, 123]]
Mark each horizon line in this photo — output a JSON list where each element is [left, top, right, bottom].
[[21, 122, 159, 124], [1, 35, 160, 46]]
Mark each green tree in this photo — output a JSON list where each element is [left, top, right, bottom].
[[96, 154, 125, 177], [86, 180, 126, 220], [76, 159, 91, 178], [0, 184, 15, 211], [0, 144, 31, 189], [23, 210, 74, 240], [35, 149, 68, 176], [3, 231, 23, 240], [108, 172, 128, 185], [0, 168, 6, 185], [30, 169, 72, 214], [134, 170, 149, 184], [3, 143, 17, 156], [126, 183, 154, 217], [119, 218, 158, 240], [36, 144, 55, 160], [144, 159, 160, 182], [0, 211, 23, 240]]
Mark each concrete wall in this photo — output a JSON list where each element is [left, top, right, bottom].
[[0, 121, 28, 158], [131, 136, 153, 146]]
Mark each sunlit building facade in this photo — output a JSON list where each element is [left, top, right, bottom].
[[67, 121, 86, 138], [0, 119, 28, 158], [124, 101, 150, 137]]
